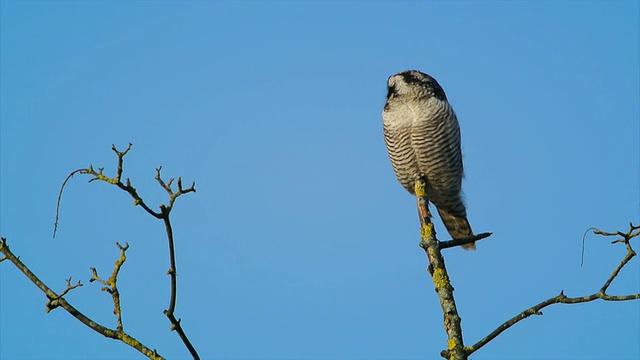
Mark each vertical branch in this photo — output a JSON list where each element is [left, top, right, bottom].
[[159, 206, 199, 359], [162, 210, 178, 315], [415, 178, 467, 360], [155, 168, 199, 360], [90, 242, 130, 332]]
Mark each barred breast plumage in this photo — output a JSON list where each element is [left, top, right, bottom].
[[382, 70, 474, 249]]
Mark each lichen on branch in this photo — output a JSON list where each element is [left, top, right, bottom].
[[414, 178, 468, 360]]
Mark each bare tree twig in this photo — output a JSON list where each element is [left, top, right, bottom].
[[155, 167, 198, 358], [53, 169, 85, 238], [465, 223, 640, 356], [0, 237, 163, 360], [53, 144, 200, 359], [45, 276, 82, 313], [580, 227, 597, 267], [90, 242, 130, 331]]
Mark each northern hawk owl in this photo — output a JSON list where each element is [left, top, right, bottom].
[[382, 70, 474, 249]]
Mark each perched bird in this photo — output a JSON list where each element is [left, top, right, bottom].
[[382, 70, 475, 249]]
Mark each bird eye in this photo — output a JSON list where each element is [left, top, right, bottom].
[[386, 84, 396, 99]]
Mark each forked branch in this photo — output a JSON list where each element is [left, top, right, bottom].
[[53, 143, 199, 359], [465, 223, 640, 357], [0, 238, 163, 360], [90, 242, 129, 332]]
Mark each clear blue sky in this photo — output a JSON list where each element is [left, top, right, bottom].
[[1, 1, 638, 359]]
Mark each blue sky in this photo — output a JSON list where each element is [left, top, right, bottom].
[[1, 1, 638, 359]]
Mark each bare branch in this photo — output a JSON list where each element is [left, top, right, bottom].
[[53, 143, 163, 234], [155, 167, 197, 212], [53, 169, 88, 238], [593, 222, 640, 240], [150, 166, 199, 359], [111, 143, 133, 181], [46, 277, 82, 313], [0, 237, 163, 359], [414, 178, 467, 360], [90, 242, 130, 331], [53, 144, 199, 359], [465, 223, 639, 356]]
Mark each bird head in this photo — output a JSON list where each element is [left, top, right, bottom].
[[386, 70, 448, 101]]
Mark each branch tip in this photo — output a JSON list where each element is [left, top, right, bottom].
[[53, 168, 90, 238], [111, 143, 133, 156]]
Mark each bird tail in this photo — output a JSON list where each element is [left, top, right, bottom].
[[437, 208, 475, 250]]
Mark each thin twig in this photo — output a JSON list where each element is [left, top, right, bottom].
[[53, 169, 85, 238], [580, 227, 597, 267], [466, 223, 640, 356], [0, 237, 163, 360], [45, 277, 82, 312]]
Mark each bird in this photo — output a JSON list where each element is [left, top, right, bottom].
[[382, 70, 475, 249]]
